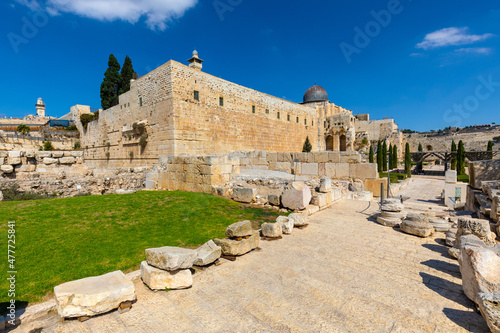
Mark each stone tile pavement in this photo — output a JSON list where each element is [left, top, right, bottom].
[[19, 179, 489, 332]]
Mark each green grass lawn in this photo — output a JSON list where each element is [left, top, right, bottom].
[[457, 174, 470, 183], [0, 191, 281, 311]]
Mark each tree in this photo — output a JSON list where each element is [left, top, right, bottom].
[[392, 146, 398, 169], [100, 54, 122, 110], [43, 140, 54, 151], [120, 55, 137, 94], [487, 140, 494, 160], [382, 141, 388, 171], [451, 140, 457, 170], [376, 140, 383, 173], [369, 145, 374, 163], [17, 124, 31, 135], [388, 144, 393, 170], [418, 143, 423, 152], [302, 136, 312, 152], [457, 140, 466, 175], [405, 142, 411, 177]]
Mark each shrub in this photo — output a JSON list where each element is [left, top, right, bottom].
[[0, 184, 54, 201], [139, 134, 148, 147], [67, 125, 78, 131], [302, 136, 312, 153], [361, 137, 368, 146], [80, 112, 99, 130], [43, 140, 54, 151], [17, 124, 31, 135], [129, 151, 134, 159], [73, 141, 81, 150], [105, 152, 110, 160]]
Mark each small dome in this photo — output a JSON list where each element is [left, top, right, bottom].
[[36, 97, 44, 105], [192, 50, 198, 57], [303, 85, 328, 103]]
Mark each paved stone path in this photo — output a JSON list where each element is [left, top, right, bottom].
[[397, 175, 449, 212], [29, 177, 489, 333]]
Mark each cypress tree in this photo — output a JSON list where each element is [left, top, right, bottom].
[[388, 144, 393, 170], [487, 140, 494, 159], [451, 140, 457, 170], [457, 140, 466, 175], [100, 54, 122, 110], [369, 145, 374, 163], [392, 146, 398, 169], [377, 140, 383, 173], [405, 142, 411, 177], [120, 55, 137, 94], [302, 136, 312, 152], [418, 143, 423, 152], [382, 141, 388, 171]]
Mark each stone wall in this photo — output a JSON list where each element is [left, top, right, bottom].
[[154, 151, 377, 194], [0, 150, 85, 179], [81, 61, 332, 168], [469, 159, 500, 189], [0, 131, 78, 151]]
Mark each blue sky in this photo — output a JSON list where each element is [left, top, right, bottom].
[[1, 0, 499, 131]]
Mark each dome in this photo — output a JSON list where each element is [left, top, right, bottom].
[[36, 97, 44, 106], [303, 85, 328, 103], [192, 49, 198, 57]]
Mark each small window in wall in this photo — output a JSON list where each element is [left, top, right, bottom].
[[296, 117, 299, 123], [194, 90, 199, 101], [265, 109, 269, 114], [139, 97, 143, 107], [219, 97, 224, 107], [287, 114, 290, 121], [277, 112, 280, 119], [312, 121, 314, 126], [128, 102, 130, 107], [121, 105, 123, 109], [252, 105, 255, 113], [304, 119, 307, 125]]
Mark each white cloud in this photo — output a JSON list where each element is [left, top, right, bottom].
[[455, 47, 493, 55], [16, 0, 198, 30], [416, 27, 493, 50]]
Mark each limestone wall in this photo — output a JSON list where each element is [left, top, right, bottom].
[[0, 150, 86, 179], [0, 131, 78, 151], [155, 151, 378, 194]]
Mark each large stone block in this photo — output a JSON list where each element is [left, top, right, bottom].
[[449, 216, 496, 259], [288, 213, 308, 227], [233, 187, 256, 203], [1, 165, 14, 174], [477, 292, 500, 333], [268, 194, 281, 206], [140, 262, 193, 290], [458, 235, 500, 305], [52, 151, 64, 158], [445, 170, 458, 184], [282, 182, 312, 210], [59, 157, 76, 164], [43, 157, 59, 165], [301, 163, 319, 176], [364, 178, 388, 197], [194, 240, 221, 266], [349, 163, 378, 180], [311, 193, 328, 208], [277, 216, 293, 234], [54, 271, 136, 318], [400, 219, 434, 237], [469, 159, 500, 189], [36, 151, 52, 159], [145, 246, 197, 271], [214, 230, 260, 256], [226, 220, 253, 238], [319, 177, 331, 193], [261, 222, 282, 238], [8, 151, 22, 165], [491, 196, 500, 223]]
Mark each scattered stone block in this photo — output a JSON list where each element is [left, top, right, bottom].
[[304, 205, 320, 215], [277, 216, 294, 234], [491, 196, 500, 223], [54, 271, 136, 318], [428, 218, 451, 232], [381, 203, 405, 212], [477, 292, 500, 333], [233, 187, 256, 203], [377, 216, 401, 227], [214, 230, 260, 256], [311, 193, 328, 208], [446, 229, 457, 247], [261, 222, 282, 238], [449, 217, 496, 259], [145, 246, 197, 271], [400, 219, 435, 237], [140, 261, 193, 290], [282, 182, 312, 211], [349, 181, 364, 192], [226, 220, 253, 238], [115, 189, 136, 195], [193, 240, 221, 266], [268, 194, 281, 206], [288, 213, 308, 227], [43, 157, 58, 165], [319, 177, 331, 193], [458, 235, 500, 305], [380, 211, 407, 220]]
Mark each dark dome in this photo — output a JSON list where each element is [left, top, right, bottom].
[[303, 85, 328, 103]]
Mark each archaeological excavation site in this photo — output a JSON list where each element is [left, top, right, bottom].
[[2, 2, 500, 331]]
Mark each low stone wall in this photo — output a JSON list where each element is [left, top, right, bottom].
[[153, 151, 377, 194], [0, 150, 85, 179]]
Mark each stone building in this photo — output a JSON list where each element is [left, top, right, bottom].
[[79, 51, 401, 167]]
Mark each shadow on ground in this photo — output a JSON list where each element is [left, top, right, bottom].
[[419, 272, 471, 308], [420, 259, 461, 279], [442, 308, 490, 333], [422, 243, 455, 260]]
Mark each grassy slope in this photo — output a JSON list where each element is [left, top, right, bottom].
[[0, 191, 280, 307]]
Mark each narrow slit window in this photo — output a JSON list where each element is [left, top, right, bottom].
[[296, 117, 299, 123], [265, 109, 269, 114], [139, 97, 143, 107], [252, 105, 255, 113], [277, 112, 280, 119], [194, 90, 199, 101], [219, 97, 224, 107], [287, 114, 290, 121]]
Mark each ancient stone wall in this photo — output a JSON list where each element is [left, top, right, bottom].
[[154, 151, 378, 194]]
